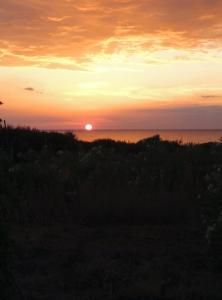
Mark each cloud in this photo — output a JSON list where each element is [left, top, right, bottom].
[[95, 105, 222, 129], [24, 87, 43, 94], [24, 87, 35, 92], [0, 0, 222, 69], [201, 95, 221, 99]]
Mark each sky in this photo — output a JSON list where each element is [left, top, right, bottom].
[[1, 0, 222, 129]]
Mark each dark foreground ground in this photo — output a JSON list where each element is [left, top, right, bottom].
[[10, 222, 222, 300], [1, 127, 222, 299]]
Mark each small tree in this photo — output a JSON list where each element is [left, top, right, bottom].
[[0, 101, 3, 128], [0, 101, 5, 128]]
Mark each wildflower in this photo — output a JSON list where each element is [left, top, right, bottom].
[[205, 174, 210, 182], [206, 224, 216, 242], [8, 167, 15, 173], [207, 184, 213, 191]]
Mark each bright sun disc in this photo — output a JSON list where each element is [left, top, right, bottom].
[[85, 123, 93, 131]]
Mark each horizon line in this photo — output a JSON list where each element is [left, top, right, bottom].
[[47, 128, 222, 131]]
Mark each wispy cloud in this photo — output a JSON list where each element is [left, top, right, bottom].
[[0, 0, 222, 69], [201, 95, 221, 99]]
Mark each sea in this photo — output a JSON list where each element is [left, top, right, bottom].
[[72, 130, 222, 144]]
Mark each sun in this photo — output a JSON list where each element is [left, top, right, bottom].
[[85, 123, 93, 131]]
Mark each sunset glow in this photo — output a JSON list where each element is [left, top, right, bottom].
[[1, 0, 222, 129]]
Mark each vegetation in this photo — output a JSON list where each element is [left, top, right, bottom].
[[0, 126, 222, 299]]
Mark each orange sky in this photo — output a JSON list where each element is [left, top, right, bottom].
[[1, 0, 222, 129]]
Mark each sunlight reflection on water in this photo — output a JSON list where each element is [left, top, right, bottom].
[[73, 130, 222, 144]]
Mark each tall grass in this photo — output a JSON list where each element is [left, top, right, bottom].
[[0, 127, 220, 225]]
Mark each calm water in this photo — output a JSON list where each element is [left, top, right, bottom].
[[74, 130, 222, 144]]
